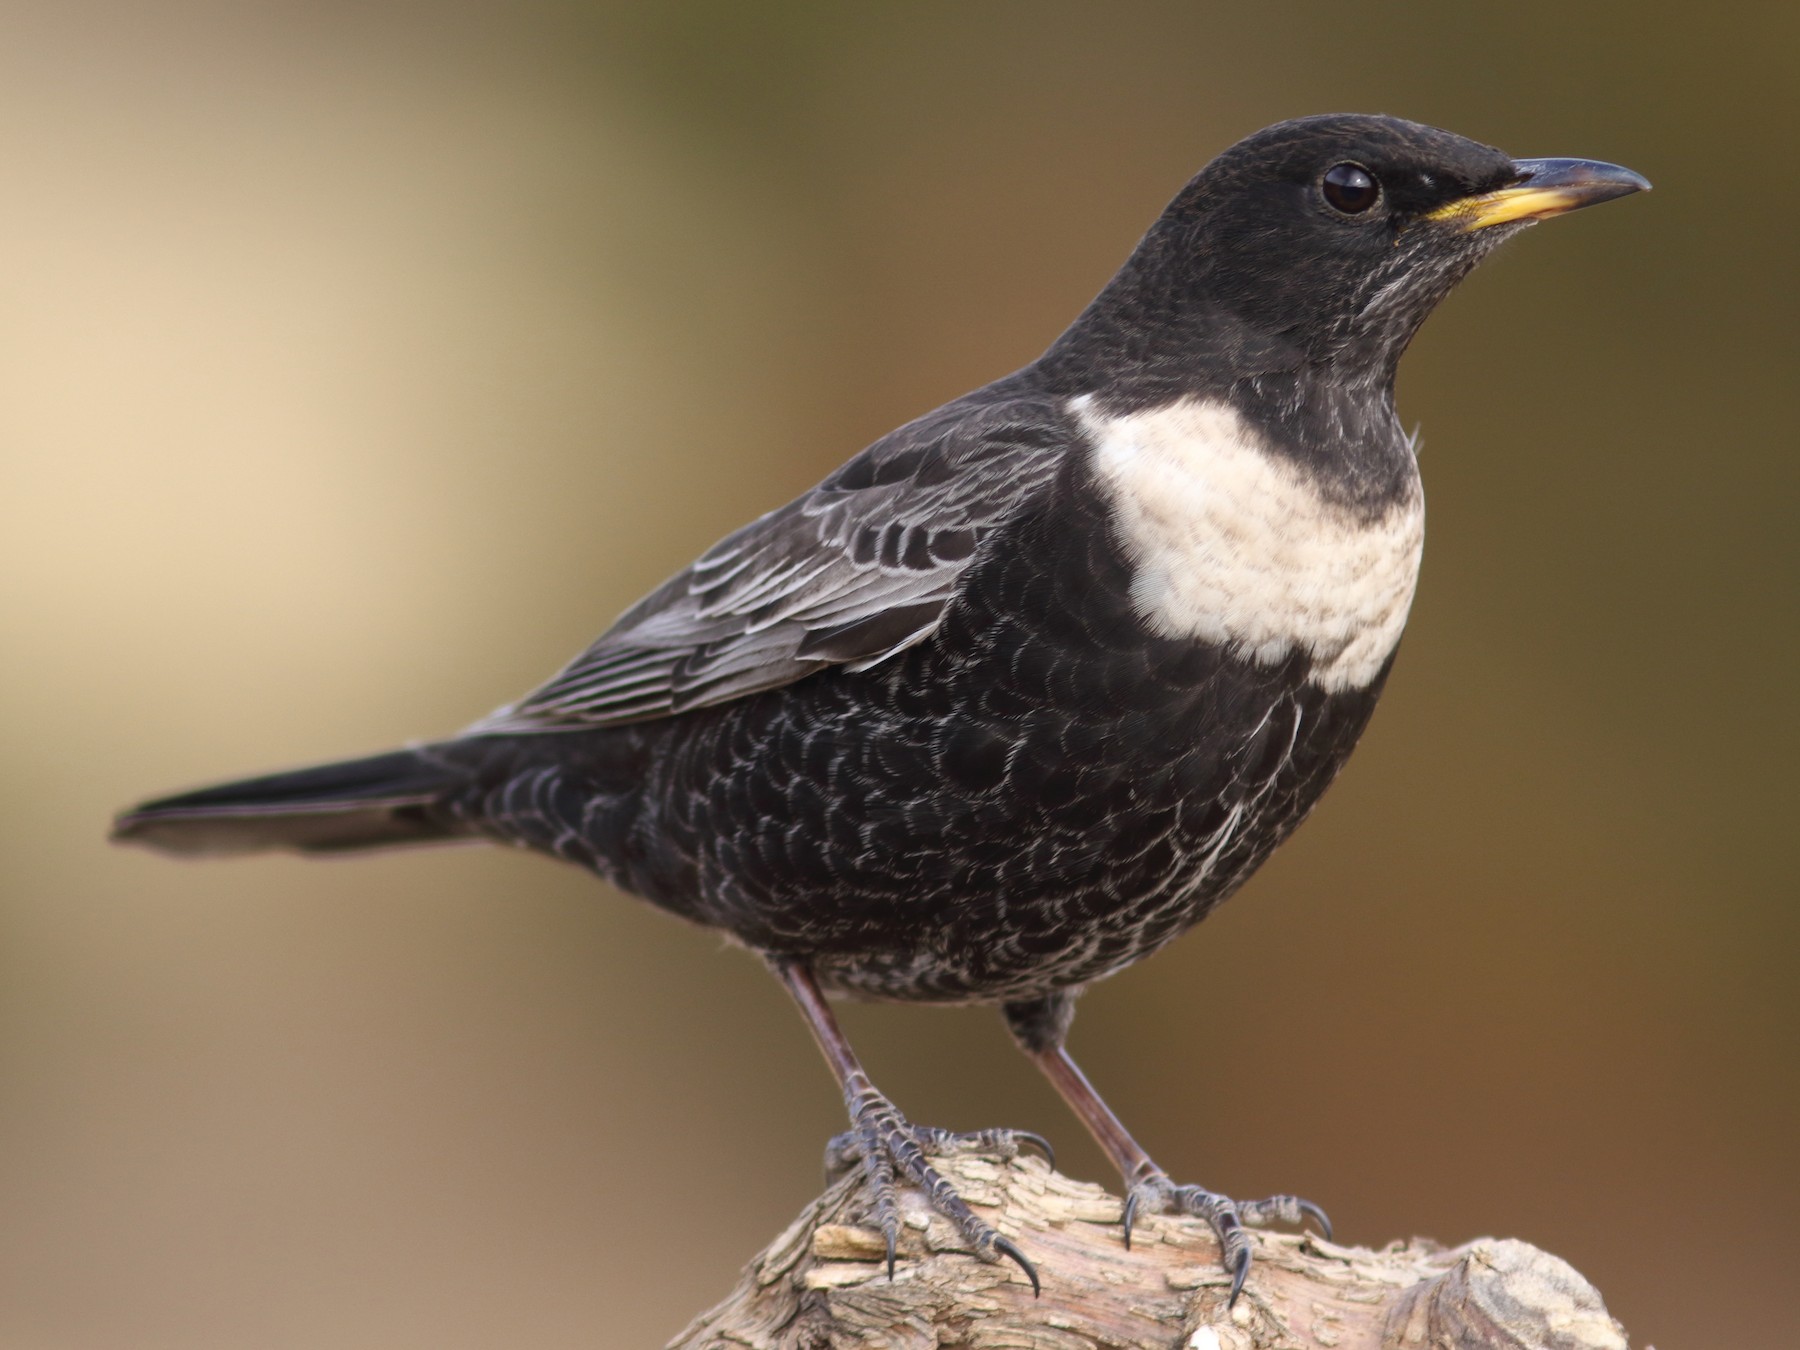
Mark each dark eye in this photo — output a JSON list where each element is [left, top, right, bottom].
[[1321, 162, 1380, 215]]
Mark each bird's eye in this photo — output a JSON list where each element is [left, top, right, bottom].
[[1321, 162, 1380, 215]]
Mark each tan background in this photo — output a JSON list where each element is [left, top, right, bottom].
[[2, 3, 1794, 1346]]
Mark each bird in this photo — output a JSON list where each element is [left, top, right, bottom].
[[113, 114, 1647, 1303]]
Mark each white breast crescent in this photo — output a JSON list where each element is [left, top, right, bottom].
[[1078, 395, 1424, 693]]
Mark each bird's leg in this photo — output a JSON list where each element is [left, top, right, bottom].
[[770, 958, 1041, 1294], [1003, 993, 1328, 1306]]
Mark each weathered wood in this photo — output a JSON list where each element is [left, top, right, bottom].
[[669, 1151, 1627, 1349]]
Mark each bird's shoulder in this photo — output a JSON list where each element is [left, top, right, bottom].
[[467, 379, 1080, 733]]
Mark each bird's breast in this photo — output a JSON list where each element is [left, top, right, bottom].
[[1076, 394, 1423, 693]]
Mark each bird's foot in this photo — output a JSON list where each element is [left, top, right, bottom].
[[1123, 1172, 1330, 1306], [828, 1122, 1055, 1173], [823, 1087, 1046, 1294]]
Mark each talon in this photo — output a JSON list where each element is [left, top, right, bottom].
[[1121, 1188, 1140, 1250], [913, 1125, 1055, 1168], [828, 1082, 1046, 1292], [1227, 1241, 1251, 1308], [1015, 1130, 1056, 1169], [1299, 1198, 1333, 1242], [991, 1235, 1041, 1297]]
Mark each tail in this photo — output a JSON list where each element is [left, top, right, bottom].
[[111, 746, 471, 858]]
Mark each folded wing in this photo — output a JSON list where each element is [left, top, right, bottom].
[[468, 390, 1073, 733]]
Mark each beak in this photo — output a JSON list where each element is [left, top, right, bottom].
[[1426, 158, 1651, 231]]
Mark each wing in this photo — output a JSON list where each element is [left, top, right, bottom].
[[466, 389, 1073, 733]]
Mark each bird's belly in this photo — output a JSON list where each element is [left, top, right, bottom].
[[654, 634, 1388, 1004]]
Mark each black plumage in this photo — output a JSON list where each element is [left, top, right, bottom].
[[114, 114, 1646, 1300]]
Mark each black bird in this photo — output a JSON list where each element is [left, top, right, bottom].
[[114, 115, 1646, 1301]]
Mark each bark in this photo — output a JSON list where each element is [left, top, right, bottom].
[[668, 1151, 1628, 1350]]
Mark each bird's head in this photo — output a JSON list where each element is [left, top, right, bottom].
[[1056, 114, 1648, 395]]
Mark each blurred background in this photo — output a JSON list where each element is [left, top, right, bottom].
[[2, 2, 1794, 1346]]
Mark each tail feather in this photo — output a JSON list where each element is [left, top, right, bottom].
[[112, 747, 468, 858]]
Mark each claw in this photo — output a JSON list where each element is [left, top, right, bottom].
[[915, 1125, 1056, 1170], [831, 1087, 1047, 1291], [991, 1235, 1041, 1297], [1014, 1130, 1056, 1170], [1226, 1242, 1250, 1308], [1120, 1174, 1326, 1304], [1299, 1198, 1333, 1242]]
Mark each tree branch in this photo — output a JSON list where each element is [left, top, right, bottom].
[[669, 1151, 1628, 1349]]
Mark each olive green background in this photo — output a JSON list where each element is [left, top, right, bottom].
[[2, 3, 1794, 1346]]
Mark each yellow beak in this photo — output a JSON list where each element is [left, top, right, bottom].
[[1426, 158, 1651, 231]]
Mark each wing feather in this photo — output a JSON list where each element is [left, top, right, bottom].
[[467, 389, 1073, 733]]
